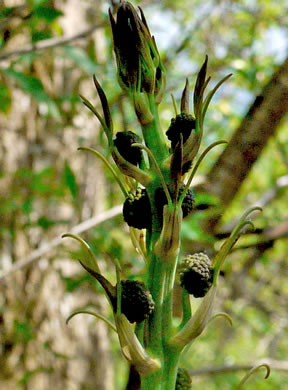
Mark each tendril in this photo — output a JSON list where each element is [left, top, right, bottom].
[[236, 363, 270, 389], [66, 310, 117, 332]]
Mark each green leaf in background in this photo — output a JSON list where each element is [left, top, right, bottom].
[[3, 69, 60, 120], [0, 78, 11, 113], [32, 30, 53, 42], [34, 6, 63, 22], [63, 45, 98, 75], [63, 161, 79, 200]]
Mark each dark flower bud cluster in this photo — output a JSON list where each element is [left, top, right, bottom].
[[166, 113, 196, 150], [179, 253, 214, 298], [114, 131, 143, 166], [155, 184, 195, 220], [175, 367, 192, 390], [120, 280, 155, 323], [109, 1, 165, 99], [123, 188, 151, 229]]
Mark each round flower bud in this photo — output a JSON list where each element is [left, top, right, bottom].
[[123, 188, 151, 229], [120, 280, 155, 323], [155, 184, 195, 220], [114, 131, 143, 166], [166, 113, 196, 150], [175, 367, 192, 390], [179, 253, 213, 298]]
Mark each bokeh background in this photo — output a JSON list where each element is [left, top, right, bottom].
[[0, 0, 288, 389]]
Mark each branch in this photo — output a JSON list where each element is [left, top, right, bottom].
[[0, 23, 104, 61], [190, 359, 288, 376], [0, 205, 122, 281]]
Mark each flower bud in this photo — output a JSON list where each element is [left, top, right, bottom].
[[166, 113, 196, 150], [179, 253, 214, 298], [114, 131, 143, 166], [109, 2, 164, 96], [175, 367, 192, 390], [123, 188, 151, 229], [120, 280, 155, 323]]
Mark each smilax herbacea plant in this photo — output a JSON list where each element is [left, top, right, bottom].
[[62, 2, 270, 389]]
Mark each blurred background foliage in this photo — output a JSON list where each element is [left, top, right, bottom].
[[0, 0, 287, 389]]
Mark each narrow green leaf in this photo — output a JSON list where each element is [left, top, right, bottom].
[[93, 75, 112, 130]]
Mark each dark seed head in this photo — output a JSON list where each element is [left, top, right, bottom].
[[175, 367, 192, 390], [120, 280, 155, 323], [180, 253, 213, 298], [123, 188, 151, 229], [166, 113, 196, 150], [114, 131, 143, 166]]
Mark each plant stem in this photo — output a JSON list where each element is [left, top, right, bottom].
[[140, 94, 169, 164]]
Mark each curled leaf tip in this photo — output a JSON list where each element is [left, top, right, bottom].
[[239, 220, 255, 233], [209, 312, 233, 327], [236, 363, 271, 389], [66, 310, 117, 332]]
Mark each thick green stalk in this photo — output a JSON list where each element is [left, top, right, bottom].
[[162, 349, 180, 390], [146, 252, 165, 353], [142, 200, 181, 389], [141, 250, 165, 390], [162, 255, 178, 340], [141, 94, 169, 164]]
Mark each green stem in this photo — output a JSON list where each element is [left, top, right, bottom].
[[141, 94, 169, 164], [132, 143, 172, 207], [162, 350, 180, 390], [162, 253, 178, 341], [141, 371, 162, 390], [146, 252, 165, 354]]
